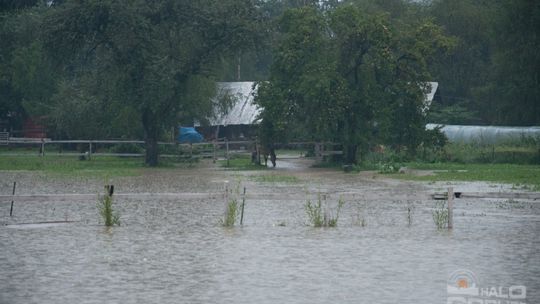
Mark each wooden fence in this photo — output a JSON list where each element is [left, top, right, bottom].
[[1, 138, 342, 162]]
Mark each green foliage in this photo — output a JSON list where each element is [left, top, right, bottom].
[[221, 198, 239, 227], [377, 162, 399, 174], [432, 201, 448, 230], [304, 195, 344, 227], [98, 194, 120, 227], [420, 142, 539, 165], [36, 0, 261, 166], [250, 175, 299, 183], [0, 155, 142, 176], [1, 0, 537, 162], [429, 0, 539, 126], [255, 4, 453, 164], [427, 102, 480, 125], [110, 143, 144, 154], [422, 126, 448, 151]]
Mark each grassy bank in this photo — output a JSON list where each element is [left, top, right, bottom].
[[395, 163, 540, 191], [0, 155, 174, 176]]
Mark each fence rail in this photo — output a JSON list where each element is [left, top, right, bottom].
[[1, 138, 342, 162], [0, 132, 8, 145], [2, 190, 539, 203]]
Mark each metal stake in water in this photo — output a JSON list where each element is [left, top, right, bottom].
[[448, 187, 454, 229], [240, 187, 246, 225], [9, 182, 16, 216]]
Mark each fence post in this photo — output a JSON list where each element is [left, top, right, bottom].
[[223, 181, 229, 218], [226, 139, 230, 167], [104, 184, 114, 197], [240, 187, 246, 225], [448, 187, 454, 229], [40, 139, 45, 157], [213, 140, 217, 163], [89, 141, 92, 160]]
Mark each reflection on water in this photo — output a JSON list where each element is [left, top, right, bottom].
[[1, 195, 539, 304]]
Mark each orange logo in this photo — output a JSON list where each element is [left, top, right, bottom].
[[457, 279, 469, 289]]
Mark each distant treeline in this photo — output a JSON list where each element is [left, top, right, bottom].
[[0, 0, 538, 165]]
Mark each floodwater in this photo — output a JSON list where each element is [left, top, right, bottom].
[[1, 159, 539, 304]]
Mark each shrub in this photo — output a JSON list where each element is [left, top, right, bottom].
[[305, 195, 345, 227], [98, 194, 120, 226]]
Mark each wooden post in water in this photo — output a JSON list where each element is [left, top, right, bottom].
[[225, 139, 230, 167], [105, 185, 114, 197], [448, 187, 454, 229], [240, 187, 246, 225], [9, 182, 16, 216]]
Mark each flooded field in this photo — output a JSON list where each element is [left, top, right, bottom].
[[1, 158, 539, 303]]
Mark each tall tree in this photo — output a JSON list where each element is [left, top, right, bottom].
[[42, 0, 260, 165], [256, 4, 452, 164], [476, 0, 540, 125], [0, 4, 55, 132], [428, 0, 496, 124]]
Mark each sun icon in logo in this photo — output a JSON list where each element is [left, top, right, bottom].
[[457, 278, 469, 289], [448, 269, 478, 295]]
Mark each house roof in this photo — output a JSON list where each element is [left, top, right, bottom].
[[423, 82, 439, 113], [208, 82, 259, 126], [208, 81, 439, 126]]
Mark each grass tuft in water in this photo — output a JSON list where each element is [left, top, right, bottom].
[[432, 201, 448, 229], [98, 194, 120, 226], [221, 198, 238, 227], [305, 195, 345, 227], [251, 175, 299, 183], [406, 201, 415, 226]]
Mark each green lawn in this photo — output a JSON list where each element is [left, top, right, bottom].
[[394, 163, 540, 191], [0, 155, 172, 176]]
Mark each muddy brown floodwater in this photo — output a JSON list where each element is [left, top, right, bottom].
[[1, 157, 539, 304]]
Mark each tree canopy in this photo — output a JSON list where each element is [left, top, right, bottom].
[[255, 5, 453, 163], [0, 0, 538, 165]]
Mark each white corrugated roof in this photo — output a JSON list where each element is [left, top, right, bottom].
[[422, 82, 438, 113], [208, 81, 438, 126], [426, 82, 438, 102], [209, 82, 260, 126]]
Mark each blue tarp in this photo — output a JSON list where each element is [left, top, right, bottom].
[[178, 127, 203, 144]]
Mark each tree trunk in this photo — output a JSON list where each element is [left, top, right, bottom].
[[344, 144, 358, 165], [145, 136, 158, 166], [142, 109, 160, 167]]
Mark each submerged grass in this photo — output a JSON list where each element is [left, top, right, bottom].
[[250, 175, 299, 183], [432, 201, 448, 230], [393, 163, 540, 191], [98, 194, 120, 226], [221, 198, 239, 227], [305, 195, 345, 227]]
